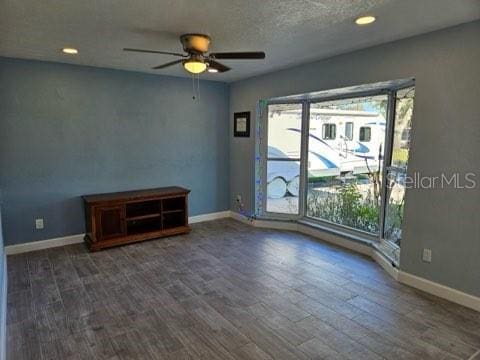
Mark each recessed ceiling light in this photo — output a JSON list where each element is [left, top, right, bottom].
[[207, 67, 219, 73], [61, 47, 78, 55], [355, 16, 376, 25]]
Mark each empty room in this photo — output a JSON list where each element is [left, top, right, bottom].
[[1, 0, 479, 359]]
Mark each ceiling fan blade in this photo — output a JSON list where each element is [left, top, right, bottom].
[[208, 60, 231, 73], [209, 51, 265, 60], [124, 48, 186, 57], [152, 59, 183, 69]]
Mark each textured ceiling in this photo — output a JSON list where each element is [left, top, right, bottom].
[[1, 0, 479, 82]]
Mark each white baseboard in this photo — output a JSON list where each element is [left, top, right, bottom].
[[398, 271, 480, 312], [372, 250, 399, 281], [297, 223, 372, 256], [253, 219, 298, 231], [5, 211, 232, 255], [189, 211, 231, 224], [229, 211, 254, 225], [1, 255, 7, 360], [5, 234, 84, 255]]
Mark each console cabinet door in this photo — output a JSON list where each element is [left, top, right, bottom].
[[95, 205, 126, 240]]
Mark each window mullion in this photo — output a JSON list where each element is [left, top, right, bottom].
[[379, 91, 397, 240]]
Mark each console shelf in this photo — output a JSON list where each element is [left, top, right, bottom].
[[126, 213, 161, 221], [82, 186, 190, 251]]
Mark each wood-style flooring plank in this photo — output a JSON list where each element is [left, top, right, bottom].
[[6, 218, 480, 360]]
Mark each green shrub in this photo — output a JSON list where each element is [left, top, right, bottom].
[[307, 182, 381, 233], [307, 180, 404, 241]]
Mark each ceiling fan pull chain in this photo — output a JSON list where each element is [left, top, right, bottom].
[[192, 73, 196, 100], [191, 73, 201, 100], [197, 73, 201, 100]]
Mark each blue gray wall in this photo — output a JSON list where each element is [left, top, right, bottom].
[[0, 58, 230, 245], [0, 203, 5, 360], [230, 21, 480, 297], [1, 22, 479, 298]]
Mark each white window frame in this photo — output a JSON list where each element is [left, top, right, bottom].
[[260, 102, 308, 220], [257, 81, 415, 245]]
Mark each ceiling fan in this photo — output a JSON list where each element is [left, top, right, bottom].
[[124, 33, 265, 74]]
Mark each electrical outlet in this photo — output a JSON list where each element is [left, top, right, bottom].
[[422, 248, 432, 263], [35, 218, 44, 230]]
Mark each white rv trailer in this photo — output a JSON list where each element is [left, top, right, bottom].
[[267, 108, 386, 199]]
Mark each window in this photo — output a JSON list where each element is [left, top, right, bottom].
[[322, 124, 336, 140], [383, 86, 415, 262], [259, 82, 415, 264], [265, 104, 302, 214], [307, 95, 387, 235], [345, 122, 354, 140], [359, 126, 371, 142]]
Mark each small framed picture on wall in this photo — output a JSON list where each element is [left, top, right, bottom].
[[233, 112, 250, 137]]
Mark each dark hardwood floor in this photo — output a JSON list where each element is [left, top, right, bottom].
[[6, 219, 480, 359]]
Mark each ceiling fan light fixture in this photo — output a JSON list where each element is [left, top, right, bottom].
[[355, 15, 376, 25], [125, 33, 264, 74], [183, 58, 207, 74]]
